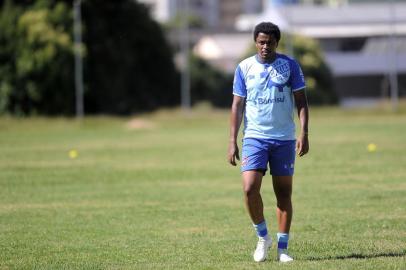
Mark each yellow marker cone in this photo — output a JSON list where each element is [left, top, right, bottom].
[[367, 143, 377, 152], [69, 149, 78, 159]]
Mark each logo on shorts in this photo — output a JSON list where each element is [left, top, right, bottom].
[[284, 163, 294, 169], [242, 156, 249, 166]]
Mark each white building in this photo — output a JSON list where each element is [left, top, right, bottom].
[[197, 2, 406, 104], [138, 0, 406, 104], [137, 0, 263, 29]]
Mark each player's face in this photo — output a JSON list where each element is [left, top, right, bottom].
[[255, 32, 278, 62]]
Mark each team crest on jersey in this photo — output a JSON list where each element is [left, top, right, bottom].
[[269, 58, 290, 84]]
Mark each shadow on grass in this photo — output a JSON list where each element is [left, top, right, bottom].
[[306, 250, 406, 261]]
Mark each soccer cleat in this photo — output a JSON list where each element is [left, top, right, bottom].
[[253, 236, 272, 262], [278, 249, 293, 263]]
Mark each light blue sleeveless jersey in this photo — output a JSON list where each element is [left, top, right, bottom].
[[233, 53, 306, 140]]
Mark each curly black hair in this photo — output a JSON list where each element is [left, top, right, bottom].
[[253, 22, 281, 42]]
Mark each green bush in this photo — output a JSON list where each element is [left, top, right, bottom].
[[0, 0, 74, 115], [0, 0, 180, 115], [82, 0, 179, 114], [283, 35, 337, 104], [189, 54, 232, 107]]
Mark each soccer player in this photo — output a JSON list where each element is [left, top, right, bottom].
[[227, 22, 309, 263]]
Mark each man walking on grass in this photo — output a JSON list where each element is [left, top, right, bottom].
[[227, 22, 309, 263]]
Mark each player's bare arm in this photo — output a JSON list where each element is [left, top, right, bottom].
[[228, 95, 245, 166], [293, 89, 309, 157]]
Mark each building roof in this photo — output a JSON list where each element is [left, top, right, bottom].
[[325, 52, 406, 76], [193, 34, 406, 75], [363, 36, 406, 54], [325, 36, 406, 76], [195, 3, 406, 76], [236, 3, 406, 38]]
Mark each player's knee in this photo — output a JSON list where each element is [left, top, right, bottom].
[[243, 182, 260, 197], [275, 188, 292, 202]]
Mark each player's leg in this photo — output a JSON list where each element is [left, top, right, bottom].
[[243, 170, 272, 262], [272, 175, 294, 262], [242, 170, 265, 225], [272, 175, 293, 233], [269, 140, 296, 262], [241, 138, 269, 226], [241, 138, 272, 262]]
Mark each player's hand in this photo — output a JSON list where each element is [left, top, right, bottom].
[[228, 141, 240, 166], [296, 133, 309, 157]]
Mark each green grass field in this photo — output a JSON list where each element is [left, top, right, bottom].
[[0, 105, 405, 269]]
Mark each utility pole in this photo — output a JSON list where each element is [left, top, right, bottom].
[[388, 0, 399, 111], [74, 0, 84, 117], [180, 0, 191, 111]]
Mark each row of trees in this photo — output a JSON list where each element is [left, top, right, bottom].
[[0, 0, 336, 116], [0, 0, 75, 115], [0, 0, 180, 115]]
